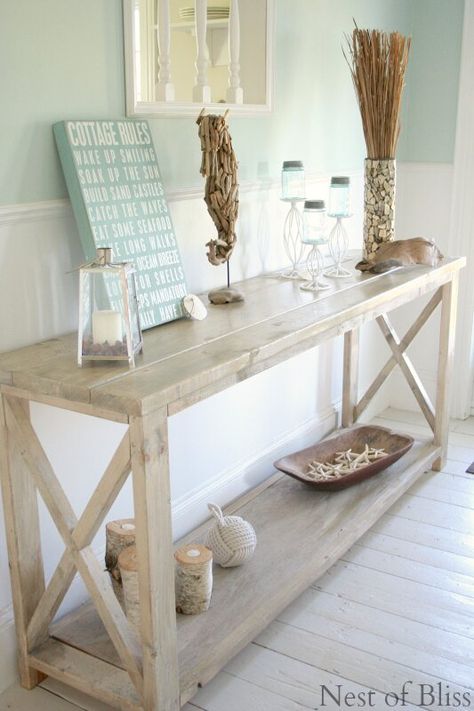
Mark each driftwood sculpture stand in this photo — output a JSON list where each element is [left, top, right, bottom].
[[196, 110, 243, 305], [175, 544, 213, 615], [118, 545, 141, 629], [105, 519, 136, 608]]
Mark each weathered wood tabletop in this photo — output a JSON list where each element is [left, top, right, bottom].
[[0, 257, 464, 417]]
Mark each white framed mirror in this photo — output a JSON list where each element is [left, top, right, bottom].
[[123, 0, 274, 117]]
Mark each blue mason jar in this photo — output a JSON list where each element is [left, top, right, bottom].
[[281, 161, 305, 201]]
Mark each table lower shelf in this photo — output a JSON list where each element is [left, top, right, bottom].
[[29, 437, 440, 710]]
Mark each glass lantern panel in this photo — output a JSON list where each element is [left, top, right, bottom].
[[126, 271, 142, 353], [81, 267, 128, 358]]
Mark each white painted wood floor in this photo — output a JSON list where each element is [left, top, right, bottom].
[[1, 408, 473, 711]]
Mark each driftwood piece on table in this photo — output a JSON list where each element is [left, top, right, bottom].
[[207, 287, 244, 305], [175, 544, 213, 615], [196, 111, 239, 267], [356, 237, 444, 274], [105, 519, 136, 608], [117, 545, 140, 629]]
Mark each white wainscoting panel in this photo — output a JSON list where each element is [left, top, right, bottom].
[[386, 161, 454, 412]]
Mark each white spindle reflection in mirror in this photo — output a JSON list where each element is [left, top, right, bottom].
[[226, 0, 243, 104], [156, 0, 175, 101], [123, 0, 273, 116], [193, 0, 212, 102]]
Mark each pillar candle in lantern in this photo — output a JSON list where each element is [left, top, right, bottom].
[[92, 310, 122, 344]]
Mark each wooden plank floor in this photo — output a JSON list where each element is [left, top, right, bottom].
[[1, 408, 473, 711]]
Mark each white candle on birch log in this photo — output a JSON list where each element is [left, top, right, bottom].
[[175, 543, 213, 615], [92, 310, 122, 344]]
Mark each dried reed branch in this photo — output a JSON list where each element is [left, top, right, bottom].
[[344, 25, 411, 159]]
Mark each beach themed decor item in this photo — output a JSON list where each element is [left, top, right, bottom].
[[274, 425, 414, 491], [345, 27, 411, 260], [196, 109, 243, 304], [205, 503, 257, 567], [54, 120, 188, 328], [105, 518, 136, 608], [182, 293, 208, 320], [355, 237, 443, 273], [175, 544, 213, 615], [280, 160, 306, 279], [78, 248, 143, 367], [300, 200, 330, 292], [325, 177, 352, 279]]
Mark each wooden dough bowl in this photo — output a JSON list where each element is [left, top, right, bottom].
[[274, 425, 414, 491]]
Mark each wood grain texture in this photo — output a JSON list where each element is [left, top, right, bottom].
[[0, 396, 46, 688], [4, 398, 143, 696], [29, 639, 142, 711], [342, 328, 359, 427], [279, 584, 474, 668], [0, 384, 129, 423], [0, 259, 465, 711], [27, 432, 131, 650], [256, 619, 472, 707], [376, 314, 435, 431], [0, 257, 464, 416], [51, 438, 439, 705], [433, 275, 460, 470], [355, 288, 442, 420], [130, 410, 180, 711]]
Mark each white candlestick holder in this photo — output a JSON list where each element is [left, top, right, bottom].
[[325, 216, 352, 278], [301, 242, 331, 292], [280, 199, 305, 279]]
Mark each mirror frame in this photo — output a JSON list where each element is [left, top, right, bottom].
[[123, 0, 274, 117]]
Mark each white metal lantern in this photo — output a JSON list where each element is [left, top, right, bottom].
[[78, 247, 143, 367]]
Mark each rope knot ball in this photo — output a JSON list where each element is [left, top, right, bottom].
[[205, 503, 257, 567]]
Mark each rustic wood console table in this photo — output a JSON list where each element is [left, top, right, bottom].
[[0, 256, 464, 710]]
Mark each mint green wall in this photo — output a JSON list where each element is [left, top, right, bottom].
[[402, 0, 464, 163], [0, 0, 464, 206]]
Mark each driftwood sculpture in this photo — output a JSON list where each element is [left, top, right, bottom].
[[356, 238, 443, 274], [197, 110, 243, 304]]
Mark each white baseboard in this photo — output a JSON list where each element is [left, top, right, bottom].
[[0, 403, 338, 695], [171, 403, 338, 538]]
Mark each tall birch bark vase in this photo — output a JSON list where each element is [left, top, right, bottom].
[[364, 158, 396, 260]]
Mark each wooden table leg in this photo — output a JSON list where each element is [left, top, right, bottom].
[[130, 408, 180, 711], [342, 328, 360, 428], [0, 396, 46, 688], [433, 275, 460, 471]]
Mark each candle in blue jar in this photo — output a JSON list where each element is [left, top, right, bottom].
[[281, 161, 305, 201], [302, 200, 327, 244], [328, 176, 351, 217]]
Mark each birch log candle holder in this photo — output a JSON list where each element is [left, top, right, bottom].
[[118, 545, 140, 629], [105, 519, 136, 607], [175, 544, 213, 615]]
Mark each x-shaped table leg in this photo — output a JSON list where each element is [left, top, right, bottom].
[[4, 396, 143, 697]]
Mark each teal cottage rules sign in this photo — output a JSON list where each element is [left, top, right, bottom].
[[54, 119, 187, 329]]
